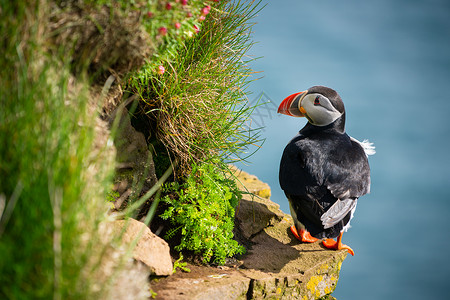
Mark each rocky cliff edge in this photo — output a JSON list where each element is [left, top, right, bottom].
[[151, 168, 347, 299]]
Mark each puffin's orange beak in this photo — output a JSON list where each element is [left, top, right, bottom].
[[277, 90, 308, 117]]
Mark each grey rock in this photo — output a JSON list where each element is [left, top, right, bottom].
[[110, 107, 158, 204], [111, 219, 173, 276]]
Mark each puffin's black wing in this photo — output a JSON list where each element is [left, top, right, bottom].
[[279, 130, 370, 238], [280, 131, 370, 199], [322, 137, 371, 199]]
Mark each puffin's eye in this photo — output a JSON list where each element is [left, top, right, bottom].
[[314, 96, 320, 105]]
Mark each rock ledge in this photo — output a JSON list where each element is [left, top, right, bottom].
[[151, 169, 347, 299]]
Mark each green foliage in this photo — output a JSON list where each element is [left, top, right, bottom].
[[172, 253, 191, 273], [0, 1, 123, 299], [160, 162, 245, 265], [0, 0, 262, 298], [84, 0, 212, 76], [128, 0, 263, 172], [106, 190, 120, 209], [137, 0, 214, 71], [107, 190, 120, 202]]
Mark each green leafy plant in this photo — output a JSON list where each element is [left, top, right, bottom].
[[87, 0, 213, 74], [172, 253, 191, 273], [160, 162, 245, 265], [107, 190, 120, 202]]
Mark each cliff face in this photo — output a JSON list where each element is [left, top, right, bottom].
[[151, 169, 347, 300]]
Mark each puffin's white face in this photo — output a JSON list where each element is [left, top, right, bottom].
[[299, 93, 342, 126]]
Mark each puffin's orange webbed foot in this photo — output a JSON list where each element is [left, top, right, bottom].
[[322, 232, 354, 256], [290, 225, 318, 243]]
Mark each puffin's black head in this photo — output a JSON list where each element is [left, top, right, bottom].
[[277, 86, 345, 127]]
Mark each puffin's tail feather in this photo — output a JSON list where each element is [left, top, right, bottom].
[[361, 139, 376, 156], [350, 137, 376, 157]]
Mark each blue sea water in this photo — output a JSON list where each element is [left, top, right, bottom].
[[237, 0, 450, 298]]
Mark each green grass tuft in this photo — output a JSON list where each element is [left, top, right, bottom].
[[0, 1, 134, 299], [128, 0, 264, 173]]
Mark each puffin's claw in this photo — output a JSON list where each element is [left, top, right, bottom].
[[322, 233, 354, 256], [290, 225, 318, 243]]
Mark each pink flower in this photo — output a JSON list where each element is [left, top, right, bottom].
[[158, 27, 168, 36], [174, 22, 181, 29], [198, 15, 205, 22], [193, 25, 199, 33], [157, 65, 165, 75], [201, 6, 211, 16], [146, 11, 153, 18], [181, 0, 188, 5], [187, 12, 193, 18], [165, 2, 172, 10]]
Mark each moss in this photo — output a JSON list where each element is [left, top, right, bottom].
[[301, 253, 346, 299], [306, 275, 324, 298], [257, 188, 272, 199]]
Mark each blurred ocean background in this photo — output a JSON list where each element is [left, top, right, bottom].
[[237, 0, 450, 298]]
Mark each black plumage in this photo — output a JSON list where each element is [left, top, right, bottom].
[[278, 86, 371, 240]]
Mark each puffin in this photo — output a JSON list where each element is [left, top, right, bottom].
[[278, 86, 374, 255]]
